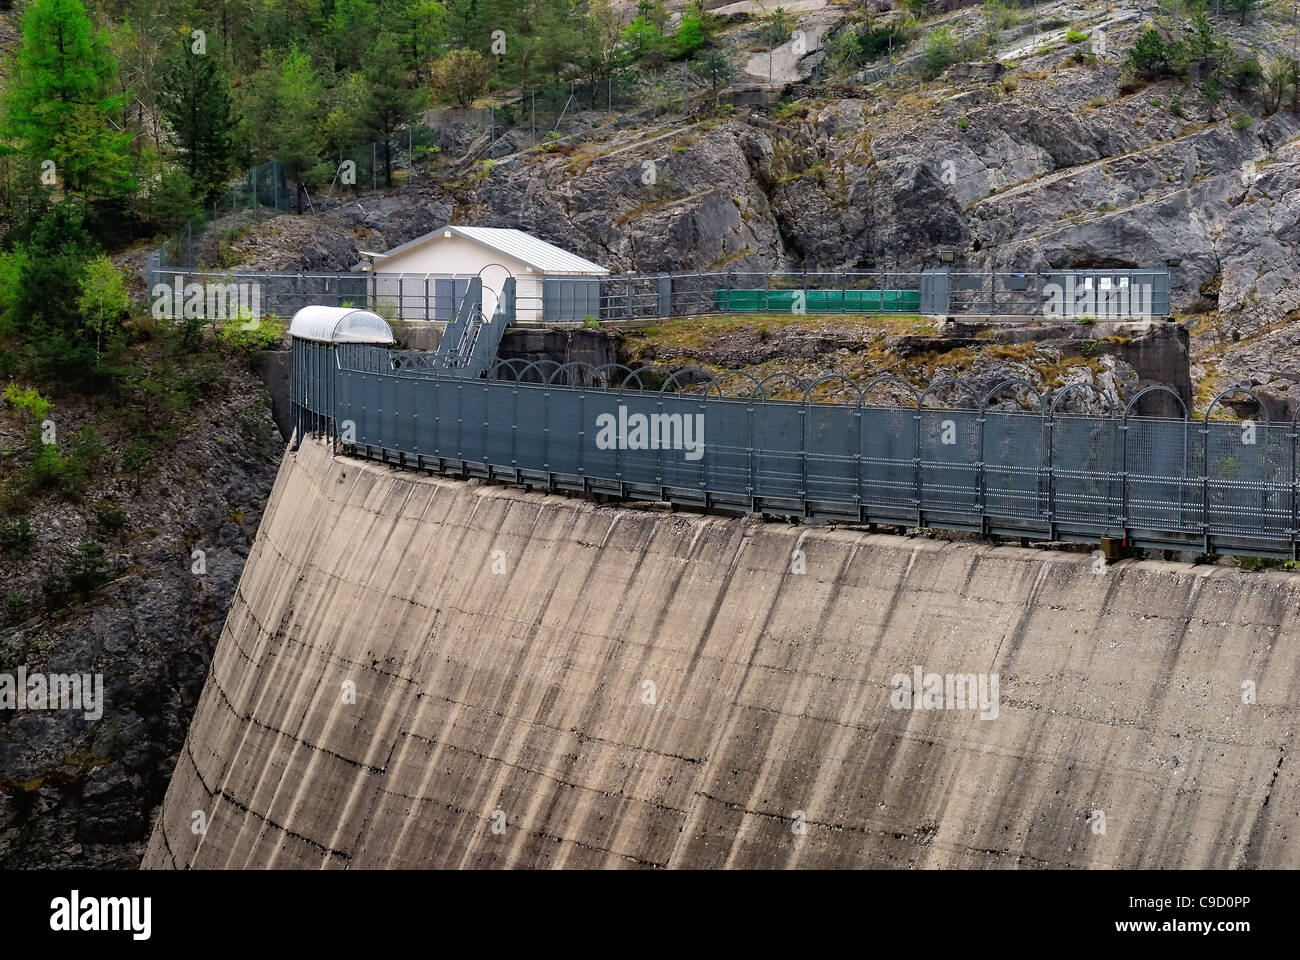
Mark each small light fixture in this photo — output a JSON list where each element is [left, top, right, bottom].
[[444, 230, 453, 238], [939, 248, 955, 263]]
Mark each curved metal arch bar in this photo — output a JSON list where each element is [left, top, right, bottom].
[[918, 377, 977, 409], [1048, 381, 1114, 417], [860, 374, 921, 408], [489, 358, 532, 382], [548, 361, 600, 387], [589, 363, 641, 390], [516, 358, 565, 385], [659, 365, 716, 394], [704, 370, 765, 399], [803, 374, 864, 405], [1124, 384, 1189, 420], [979, 377, 1044, 414], [625, 364, 671, 391], [755, 372, 809, 402], [1205, 384, 1270, 424]]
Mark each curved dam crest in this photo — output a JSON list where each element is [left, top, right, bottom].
[[145, 439, 1299, 868]]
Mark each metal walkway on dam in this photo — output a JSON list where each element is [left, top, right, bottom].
[[288, 292, 1296, 560]]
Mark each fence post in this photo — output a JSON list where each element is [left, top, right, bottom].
[[1119, 416, 1129, 531], [798, 405, 807, 503], [1045, 411, 1055, 526], [1291, 423, 1298, 559], [855, 404, 863, 519], [577, 386, 585, 484], [914, 404, 923, 525], [1201, 418, 1210, 544], [511, 380, 518, 468], [614, 382, 622, 484], [748, 396, 756, 501], [543, 386, 550, 474], [432, 376, 440, 460], [656, 394, 664, 489], [699, 397, 707, 493]]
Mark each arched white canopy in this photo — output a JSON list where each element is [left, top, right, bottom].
[[288, 306, 395, 344]]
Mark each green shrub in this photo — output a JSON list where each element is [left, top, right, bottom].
[[3, 383, 51, 421], [982, 0, 1018, 35], [674, 3, 716, 59], [26, 442, 80, 492], [1126, 27, 1184, 80], [121, 436, 153, 485], [1234, 555, 1294, 571], [922, 27, 956, 80], [0, 516, 34, 558], [62, 540, 109, 597], [1064, 29, 1088, 44], [1231, 114, 1254, 130], [94, 500, 128, 532], [1228, 57, 1263, 93]]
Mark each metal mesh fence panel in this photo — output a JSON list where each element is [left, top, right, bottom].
[[1203, 420, 1292, 536], [861, 407, 915, 509], [1050, 415, 1120, 526], [545, 389, 581, 476], [982, 413, 1046, 520], [805, 404, 859, 504], [658, 394, 708, 490], [919, 409, 979, 514], [514, 384, 548, 468], [701, 397, 754, 497], [1125, 417, 1196, 531], [753, 402, 805, 499], [308, 347, 1300, 556]]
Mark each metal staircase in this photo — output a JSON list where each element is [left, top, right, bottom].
[[430, 276, 515, 377]]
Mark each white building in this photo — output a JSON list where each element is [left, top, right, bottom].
[[352, 225, 608, 323]]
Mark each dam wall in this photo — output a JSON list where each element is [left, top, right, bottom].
[[145, 438, 1300, 868]]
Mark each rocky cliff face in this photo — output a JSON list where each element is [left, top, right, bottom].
[[208, 10, 1295, 409], [0, 371, 281, 868], [460, 57, 1297, 336]]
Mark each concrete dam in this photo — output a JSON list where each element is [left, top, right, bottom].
[[145, 437, 1300, 869]]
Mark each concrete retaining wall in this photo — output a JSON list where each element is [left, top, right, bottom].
[[145, 439, 1300, 868]]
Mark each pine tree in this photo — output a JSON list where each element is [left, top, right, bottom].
[[2, 0, 134, 201], [270, 48, 325, 211], [158, 45, 237, 203], [13, 205, 99, 378], [381, 0, 448, 82], [362, 34, 424, 188]]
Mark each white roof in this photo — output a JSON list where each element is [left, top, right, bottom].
[[288, 306, 395, 344], [354, 225, 608, 276]]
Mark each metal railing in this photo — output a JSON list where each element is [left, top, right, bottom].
[[150, 264, 1173, 324], [290, 345, 1294, 559], [598, 271, 928, 322]]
